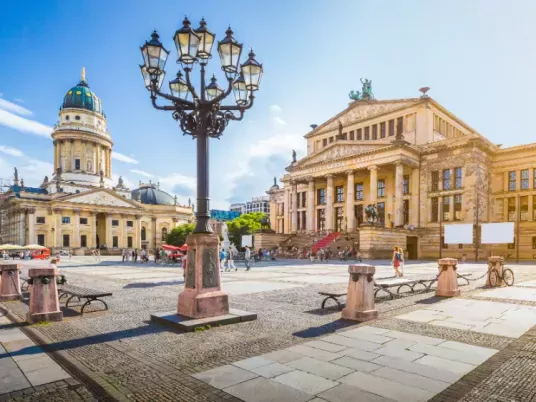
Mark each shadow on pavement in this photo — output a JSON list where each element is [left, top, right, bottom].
[[123, 280, 184, 289], [292, 319, 357, 338]]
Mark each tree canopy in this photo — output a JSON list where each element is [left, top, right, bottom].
[[165, 223, 195, 246], [226, 212, 265, 248]]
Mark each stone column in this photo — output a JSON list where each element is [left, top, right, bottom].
[[26, 208, 36, 245], [346, 171, 355, 231], [411, 168, 420, 226], [81, 140, 87, 172], [53, 141, 58, 170], [291, 181, 298, 233], [54, 208, 62, 249], [90, 212, 97, 248], [368, 166, 378, 206], [73, 209, 80, 248], [106, 213, 113, 248], [341, 264, 378, 321], [152, 217, 158, 250], [135, 215, 142, 249], [283, 187, 290, 234], [107, 149, 111, 177], [307, 178, 315, 232], [436, 258, 460, 297], [326, 174, 334, 231], [394, 163, 404, 227]]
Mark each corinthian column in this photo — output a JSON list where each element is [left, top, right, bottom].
[[326, 174, 334, 231], [346, 170, 355, 231], [307, 178, 315, 232], [395, 163, 404, 226], [291, 181, 298, 233], [368, 166, 378, 207]]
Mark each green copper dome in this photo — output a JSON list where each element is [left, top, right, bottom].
[[61, 68, 104, 115]]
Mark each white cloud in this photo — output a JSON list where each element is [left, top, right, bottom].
[[158, 173, 196, 191], [0, 145, 24, 157], [270, 104, 282, 114], [0, 98, 32, 116], [130, 169, 153, 178], [111, 151, 139, 164], [248, 133, 303, 158], [273, 116, 287, 125], [14, 98, 24, 104], [0, 109, 52, 138]]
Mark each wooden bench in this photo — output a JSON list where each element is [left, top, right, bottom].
[[318, 292, 347, 310], [58, 284, 112, 314]]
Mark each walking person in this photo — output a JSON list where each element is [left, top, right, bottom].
[[227, 247, 237, 271], [219, 248, 226, 272], [392, 246, 403, 277], [244, 246, 251, 271], [122, 249, 126, 263], [68, 249, 72, 260], [398, 247, 405, 276]]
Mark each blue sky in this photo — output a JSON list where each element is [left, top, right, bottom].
[[1, 0, 535, 209]]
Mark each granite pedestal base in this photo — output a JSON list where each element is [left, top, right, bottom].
[[151, 308, 257, 332], [436, 258, 461, 297], [342, 264, 378, 322], [27, 267, 63, 324], [0, 264, 21, 301]]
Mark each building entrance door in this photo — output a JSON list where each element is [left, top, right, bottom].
[[406, 236, 418, 260], [335, 207, 344, 232]]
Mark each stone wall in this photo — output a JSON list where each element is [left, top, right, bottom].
[[254, 233, 291, 250], [358, 226, 407, 259]]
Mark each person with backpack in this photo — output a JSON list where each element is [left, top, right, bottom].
[[219, 248, 226, 272], [392, 245, 403, 277], [226, 247, 237, 272], [244, 246, 251, 271]]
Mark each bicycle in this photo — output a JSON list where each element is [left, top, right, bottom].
[[488, 266, 515, 287]]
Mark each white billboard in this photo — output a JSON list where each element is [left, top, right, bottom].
[[241, 235, 253, 247], [444, 224, 474, 244], [481, 222, 515, 244]]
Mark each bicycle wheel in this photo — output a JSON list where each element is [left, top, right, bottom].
[[502, 268, 515, 286], [488, 269, 499, 287]]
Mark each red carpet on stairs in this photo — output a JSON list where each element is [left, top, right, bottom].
[[312, 232, 341, 253]]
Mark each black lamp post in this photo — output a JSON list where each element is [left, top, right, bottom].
[[140, 18, 262, 234]]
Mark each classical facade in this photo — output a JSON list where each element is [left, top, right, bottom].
[[267, 87, 536, 260], [0, 70, 194, 253]]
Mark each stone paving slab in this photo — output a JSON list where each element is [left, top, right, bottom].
[[224, 377, 312, 402], [475, 286, 536, 302]]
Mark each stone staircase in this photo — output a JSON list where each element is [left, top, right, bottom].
[[312, 232, 341, 253]]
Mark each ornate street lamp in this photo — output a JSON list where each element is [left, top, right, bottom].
[[140, 18, 262, 320]]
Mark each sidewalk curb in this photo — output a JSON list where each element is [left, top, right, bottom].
[[0, 304, 131, 402]]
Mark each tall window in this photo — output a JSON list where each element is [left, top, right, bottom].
[[443, 169, 451, 190], [403, 175, 409, 194], [75, 159, 81, 170], [377, 202, 385, 225], [329, 136, 334, 143], [336, 186, 344, 202], [454, 194, 462, 220], [301, 211, 307, 230], [342, 132, 347, 140], [80, 217, 88, 225], [431, 197, 439, 222], [301, 192, 306, 207], [521, 169, 529, 190], [508, 197, 516, 221], [161, 227, 168, 241], [372, 125, 378, 140], [37, 234, 45, 246], [355, 183, 364, 200], [431, 171, 439, 191], [350, 131, 355, 140], [364, 127, 370, 140], [443, 196, 450, 221], [36, 217, 45, 224], [388, 119, 395, 136], [355, 204, 363, 226], [380, 122, 386, 138], [297, 212, 301, 231], [63, 234, 70, 247], [317, 188, 326, 205], [62, 217, 70, 224], [335, 207, 344, 231], [127, 221, 134, 227], [521, 196, 529, 221], [112, 219, 119, 226], [317, 209, 325, 231], [113, 236, 119, 248], [357, 129, 362, 140], [396, 117, 404, 135], [141, 227, 146, 241], [403, 200, 409, 225], [323, 138, 327, 147], [128, 236, 133, 248], [509, 171, 516, 191], [81, 235, 87, 248], [455, 167, 463, 189], [377, 179, 385, 197]]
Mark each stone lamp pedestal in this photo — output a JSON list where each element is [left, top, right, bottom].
[[178, 233, 229, 318], [436, 258, 460, 297], [0, 264, 21, 301], [151, 233, 256, 332], [27, 267, 63, 324], [342, 264, 378, 322], [486, 256, 505, 287]]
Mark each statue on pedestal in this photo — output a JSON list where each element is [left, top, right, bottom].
[[292, 149, 297, 163], [364, 204, 378, 224]]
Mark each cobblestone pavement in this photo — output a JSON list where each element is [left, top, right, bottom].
[[2, 258, 536, 401]]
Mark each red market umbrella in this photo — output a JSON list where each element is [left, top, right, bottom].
[[179, 244, 188, 251], [162, 244, 180, 251]]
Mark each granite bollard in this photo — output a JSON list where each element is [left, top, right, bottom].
[[341, 264, 378, 321], [27, 266, 63, 324], [0, 263, 21, 301], [486, 256, 505, 287], [436, 258, 460, 297]]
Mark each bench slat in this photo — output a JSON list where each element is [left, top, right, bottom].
[[60, 285, 112, 298]]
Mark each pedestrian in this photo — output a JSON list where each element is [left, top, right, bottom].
[[154, 248, 158, 263], [219, 248, 225, 272], [227, 247, 236, 271], [96, 248, 101, 261], [244, 246, 251, 271], [68, 249, 72, 260], [133, 249, 138, 263], [122, 249, 126, 262], [398, 247, 405, 276], [141, 248, 147, 263], [392, 246, 403, 277]]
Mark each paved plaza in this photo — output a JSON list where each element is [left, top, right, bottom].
[[2, 257, 536, 400]]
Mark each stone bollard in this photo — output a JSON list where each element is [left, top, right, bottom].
[[486, 256, 505, 287], [0, 264, 21, 301], [436, 258, 460, 297], [27, 267, 63, 324], [342, 264, 378, 321]]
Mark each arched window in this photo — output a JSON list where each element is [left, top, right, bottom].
[[161, 227, 168, 241], [141, 227, 146, 241]]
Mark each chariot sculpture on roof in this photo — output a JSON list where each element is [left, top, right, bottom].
[[348, 78, 374, 101]]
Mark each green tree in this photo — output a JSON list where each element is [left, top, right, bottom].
[[226, 212, 265, 248], [165, 223, 195, 246]]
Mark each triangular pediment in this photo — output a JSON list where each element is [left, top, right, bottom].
[[307, 98, 421, 138], [60, 189, 139, 208], [294, 143, 386, 169]]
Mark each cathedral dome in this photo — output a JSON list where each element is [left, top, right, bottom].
[[131, 183, 176, 206], [61, 68, 104, 115]]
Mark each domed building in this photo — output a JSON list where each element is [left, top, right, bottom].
[[1, 69, 194, 253]]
